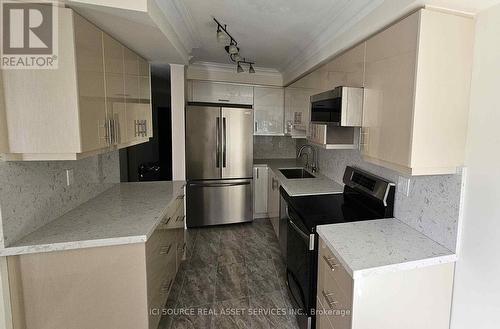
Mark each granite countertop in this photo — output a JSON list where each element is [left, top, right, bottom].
[[316, 218, 456, 279], [0, 181, 185, 256], [254, 158, 344, 196]]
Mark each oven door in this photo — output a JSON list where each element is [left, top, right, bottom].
[[286, 206, 314, 329]]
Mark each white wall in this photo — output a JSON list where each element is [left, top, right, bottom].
[[450, 4, 500, 328], [170, 64, 186, 181], [187, 62, 283, 87]]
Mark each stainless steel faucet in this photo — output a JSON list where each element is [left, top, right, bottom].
[[297, 144, 318, 173]]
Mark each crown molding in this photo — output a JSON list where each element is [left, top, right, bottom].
[[281, 0, 385, 85], [187, 61, 283, 86], [190, 61, 281, 76], [153, 0, 201, 54]]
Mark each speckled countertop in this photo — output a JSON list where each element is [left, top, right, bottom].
[[254, 158, 343, 196], [0, 181, 185, 256], [316, 218, 456, 279]]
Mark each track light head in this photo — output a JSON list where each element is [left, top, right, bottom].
[[237, 62, 244, 73], [249, 64, 255, 74]]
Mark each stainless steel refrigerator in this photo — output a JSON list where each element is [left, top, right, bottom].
[[185, 103, 253, 227]]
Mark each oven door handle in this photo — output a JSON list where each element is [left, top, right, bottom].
[[288, 219, 309, 242]]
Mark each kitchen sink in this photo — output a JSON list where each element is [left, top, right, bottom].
[[279, 168, 315, 179]]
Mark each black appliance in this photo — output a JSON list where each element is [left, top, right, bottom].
[[310, 86, 363, 125], [281, 166, 395, 329]]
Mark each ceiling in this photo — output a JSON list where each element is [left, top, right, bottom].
[[161, 0, 384, 70], [68, 0, 500, 84]]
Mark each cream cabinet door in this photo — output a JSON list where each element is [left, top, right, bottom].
[[253, 166, 269, 217], [74, 14, 108, 152], [191, 81, 254, 105], [103, 34, 126, 145], [362, 12, 419, 168], [254, 87, 284, 135], [267, 170, 280, 220]]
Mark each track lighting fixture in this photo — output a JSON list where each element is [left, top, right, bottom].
[[237, 59, 255, 74], [214, 17, 256, 74]]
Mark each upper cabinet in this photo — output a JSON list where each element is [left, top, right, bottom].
[[253, 86, 284, 135], [188, 80, 253, 105], [361, 9, 474, 175], [0, 8, 152, 161], [187, 80, 285, 136]]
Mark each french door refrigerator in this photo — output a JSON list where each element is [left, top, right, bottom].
[[185, 103, 253, 227]]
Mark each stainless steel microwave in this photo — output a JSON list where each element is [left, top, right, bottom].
[[310, 86, 363, 126]]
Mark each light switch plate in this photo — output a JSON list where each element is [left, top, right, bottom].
[[66, 169, 74, 186], [397, 176, 410, 197]]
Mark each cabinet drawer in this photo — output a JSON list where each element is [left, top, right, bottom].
[[146, 230, 176, 301], [157, 195, 184, 229], [316, 297, 334, 329], [319, 240, 353, 297], [148, 259, 176, 329]]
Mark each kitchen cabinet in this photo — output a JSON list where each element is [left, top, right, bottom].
[[253, 86, 284, 135], [268, 169, 280, 236], [316, 237, 454, 329], [253, 166, 269, 218], [361, 9, 474, 175], [5, 195, 185, 329], [284, 87, 317, 138], [0, 8, 152, 161], [188, 80, 253, 105]]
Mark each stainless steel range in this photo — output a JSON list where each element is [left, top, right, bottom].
[[280, 166, 395, 329], [185, 102, 254, 227]]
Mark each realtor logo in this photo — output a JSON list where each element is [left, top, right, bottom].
[[1, 1, 58, 69]]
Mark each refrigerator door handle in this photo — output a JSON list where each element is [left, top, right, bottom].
[[189, 181, 250, 188], [222, 117, 227, 168], [216, 117, 220, 168]]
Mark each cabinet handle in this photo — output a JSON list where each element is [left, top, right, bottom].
[[218, 99, 229, 102], [255, 122, 258, 132], [256, 168, 259, 179], [322, 255, 340, 271], [322, 290, 339, 309], [161, 279, 173, 294], [160, 244, 172, 255], [106, 120, 112, 145]]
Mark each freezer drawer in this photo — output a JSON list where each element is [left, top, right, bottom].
[[186, 179, 253, 227]]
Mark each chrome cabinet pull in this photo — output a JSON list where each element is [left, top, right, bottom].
[[218, 99, 229, 102], [255, 121, 258, 132], [163, 216, 171, 225], [161, 279, 173, 294], [323, 255, 340, 271], [322, 290, 339, 309], [256, 167, 259, 179], [159, 244, 172, 255]]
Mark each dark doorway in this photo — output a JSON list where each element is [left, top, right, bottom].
[[120, 65, 172, 182]]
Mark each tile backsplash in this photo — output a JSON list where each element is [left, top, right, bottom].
[[254, 136, 297, 159], [0, 151, 120, 247], [312, 147, 463, 252]]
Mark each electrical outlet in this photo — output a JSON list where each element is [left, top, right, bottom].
[[66, 169, 74, 186], [397, 176, 410, 197]]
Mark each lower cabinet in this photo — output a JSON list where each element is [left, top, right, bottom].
[[316, 237, 454, 329], [268, 169, 280, 237], [253, 166, 269, 218], [5, 196, 185, 329]]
